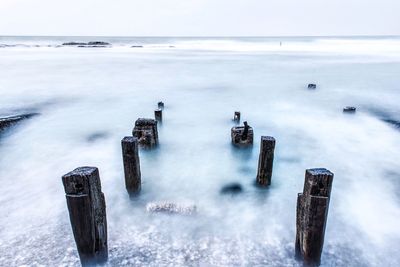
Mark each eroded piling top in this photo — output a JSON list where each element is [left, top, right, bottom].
[[261, 136, 276, 147], [304, 168, 334, 198], [62, 166, 100, 195], [122, 136, 138, 143], [135, 118, 157, 127]]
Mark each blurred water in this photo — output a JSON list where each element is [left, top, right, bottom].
[[0, 36, 400, 266]]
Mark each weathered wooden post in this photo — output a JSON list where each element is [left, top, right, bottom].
[[62, 167, 108, 266], [231, 121, 253, 147], [295, 168, 334, 266], [132, 118, 159, 148], [158, 101, 164, 110], [256, 136, 276, 186], [233, 111, 241, 123], [121, 136, 141, 196], [154, 109, 162, 122]]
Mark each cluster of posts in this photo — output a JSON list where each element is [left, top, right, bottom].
[[62, 103, 333, 266]]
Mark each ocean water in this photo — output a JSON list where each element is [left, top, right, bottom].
[[0, 36, 400, 266]]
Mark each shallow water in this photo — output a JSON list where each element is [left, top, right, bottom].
[[0, 36, 400, 266]]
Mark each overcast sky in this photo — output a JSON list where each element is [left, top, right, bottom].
[[1, 0, 399, 36]]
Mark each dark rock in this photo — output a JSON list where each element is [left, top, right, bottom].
[[87, 41, 111, 46], [343, 106, 356, 113], [368, 109, 400, 130], [383, 118, 400, 128], [0, 113, 39, 132], [62, 42, 88, 46], [220, 183, 243, 195], [308, 84, 317, 89], [78, 45, 107, 48]]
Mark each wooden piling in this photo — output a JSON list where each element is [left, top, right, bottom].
[[256, 136, 276, 186], [121, 136, 141, 196], [158, 101, 164, 110], [231, 121, 253, 147], [295, 168, 334, 266], [62, 167, 108, 266], [132, 118, 159, 148], [233, 111, 241, 123], [155, 109, 162, 122]]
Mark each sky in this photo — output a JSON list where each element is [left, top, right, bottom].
[[0, 0, 399, 36]]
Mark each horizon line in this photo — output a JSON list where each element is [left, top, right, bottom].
[[1, 34, 400, 38]]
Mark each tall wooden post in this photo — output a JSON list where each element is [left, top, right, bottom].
[[154, 109, 162, 122], [121, 136, 141, 196], [62, 167, 108, 266], [295, 168, 334, 266], [158, 101, 164, 109], [256, 136, 276, 186]]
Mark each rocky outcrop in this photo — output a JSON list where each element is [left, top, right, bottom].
[[0, 113, 39, 133], [62, 41, 111, 47]]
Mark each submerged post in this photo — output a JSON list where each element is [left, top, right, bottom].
[[233, 111, 241, 123], [154, 109, 162, 122], [256, 136, 276, 186], [121, 136, 141, 196], [295, 168, 334, 266], [62, 167, 108, 266]]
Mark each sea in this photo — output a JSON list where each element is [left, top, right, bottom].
[[1, 36, 400, 266]]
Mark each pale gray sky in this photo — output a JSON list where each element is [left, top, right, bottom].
[[0, 0, 399, 36]]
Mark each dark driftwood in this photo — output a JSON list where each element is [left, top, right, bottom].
[[0, 113, 39, 132], [62, 167, 108, 266], [154, 109, 162, 122], [256, 136, 276, 186], [295, 168, 334, 266], [158, 101, 164, 110], [231, 121, 253, 147], [233, 111, 241, 123], [121, 136, 141, 196], [132, 118, 159, 148]]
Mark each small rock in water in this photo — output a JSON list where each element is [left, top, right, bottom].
[[220, 183, 243, 195], [131, 45, 144, 48], [308, 84, 317, 89], [146, 201, 197, 215], [343, 106, 356, 113]]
